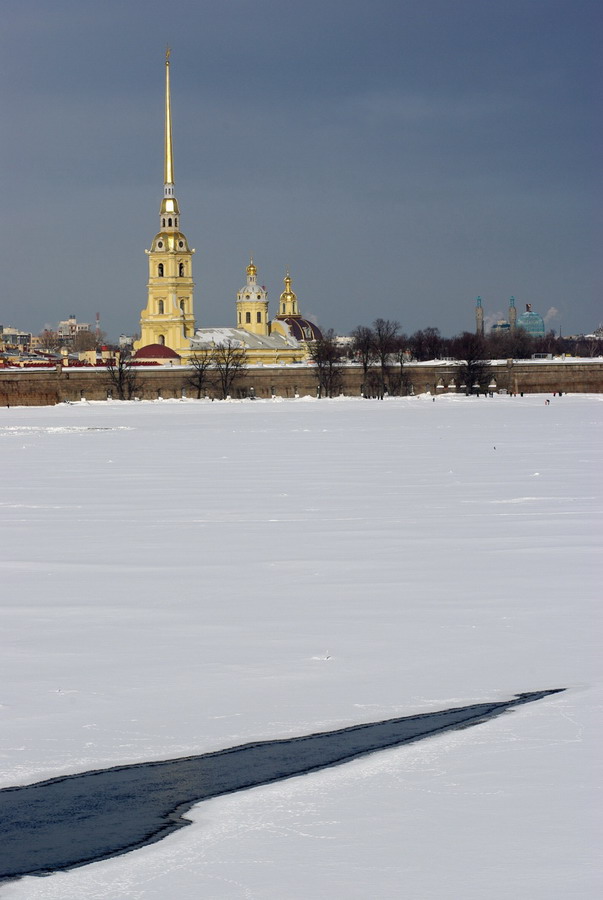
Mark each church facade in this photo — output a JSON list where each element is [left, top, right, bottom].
[[134, 53, 320, 365]]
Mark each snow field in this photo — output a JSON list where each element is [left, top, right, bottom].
[[0, 394, 601, 898]]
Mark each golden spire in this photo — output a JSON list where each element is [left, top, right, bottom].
[[160, 48, 180, 220], [282, 272, 295, 299], [278, 271, 299, 317], [164, 46, 174, 186]]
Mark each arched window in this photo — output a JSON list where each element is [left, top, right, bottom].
[[179, 263, 185, 277], [158, 263, 164, 277], [158, 299, 164, 314], [282, 303, 285, 314], [245, 312, 251, 324], [158, 334, 165, 345], [174, 218, 178, 227], [180, 299, 186, 313], [162, 218, 166, 227], [257, 311, 262, 323], [168, 218, 172, 227], [238, 311, 241, 324]]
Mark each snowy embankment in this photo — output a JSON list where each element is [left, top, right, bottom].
[[0, 394, 600, 898]]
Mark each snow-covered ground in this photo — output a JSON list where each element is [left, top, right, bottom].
[[1, 394, 600, 899]]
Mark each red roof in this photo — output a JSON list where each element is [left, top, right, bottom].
[[133, 344, 181, 360]]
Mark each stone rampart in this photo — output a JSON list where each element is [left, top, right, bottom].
[[0, 359, 602, 407]]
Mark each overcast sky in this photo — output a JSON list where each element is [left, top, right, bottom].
[[1, 0, 600, 340]]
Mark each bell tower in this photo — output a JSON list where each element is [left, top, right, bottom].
[[134, 49, 195, 356], [236, 259, 269, 336], [278, 272, 299, 317]]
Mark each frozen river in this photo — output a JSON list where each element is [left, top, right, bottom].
[[0, 395, 600, 898]]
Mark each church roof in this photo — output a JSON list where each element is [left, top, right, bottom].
[[133, 343, 181, 359], [191, 327, 299, 351], [274, 317, 323, 342]]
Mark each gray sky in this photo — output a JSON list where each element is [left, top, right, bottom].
[[1, 0, 600, 340]]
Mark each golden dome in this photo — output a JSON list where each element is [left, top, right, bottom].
[[280, 272, 297, 302], [151, 231, 190, 251], [247, 258, 257, 277]]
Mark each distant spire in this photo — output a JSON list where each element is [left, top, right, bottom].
[[160, 48, 180, 222], [164, 47, 174, 186]]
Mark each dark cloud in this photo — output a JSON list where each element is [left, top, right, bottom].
[[1, 0, 599, 338]]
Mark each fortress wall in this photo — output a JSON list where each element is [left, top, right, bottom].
[[1, 360, 602, 407]]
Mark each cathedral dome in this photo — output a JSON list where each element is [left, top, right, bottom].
[[238, 258, 267, 300], [517, 308, 545, 337], [133, 343, 181, 360], [151, 231, 190, 252], [277, 317, 323, 342], [280, 274, 297, 304]]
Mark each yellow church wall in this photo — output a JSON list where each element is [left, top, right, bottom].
[[237, 300, 270, 335]]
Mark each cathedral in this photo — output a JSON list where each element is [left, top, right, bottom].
[[133, 53, 321, 365]]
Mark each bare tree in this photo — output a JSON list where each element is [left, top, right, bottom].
[[351, 325, 376, 395], [105, 352, 139, 400], [72, 330, 100, 352], [311, 330, 345, 398], [450, 332, 490, 394], [373, 318, 400, 398], [487, 326, 534, 360], [212, 341, 247, 399], [577, 335, 603, 358], [38, 329, 62, 352], [309, 329, 344, 398], [187, 348, 214, 398], [387, 334, 411, 395], [410, 327, 443, 361]]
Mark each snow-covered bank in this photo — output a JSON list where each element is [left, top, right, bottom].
[[1, 395, 600, 898]]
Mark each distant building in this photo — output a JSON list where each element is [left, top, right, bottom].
[[475, 296, 545, 337], [516, 304, 545, 337], [0, 326, 32, 352], [57, 315, 91, 344], [133, 52, 320, 364]]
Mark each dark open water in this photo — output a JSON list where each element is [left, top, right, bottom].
[[0, 689, 563, 881]]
